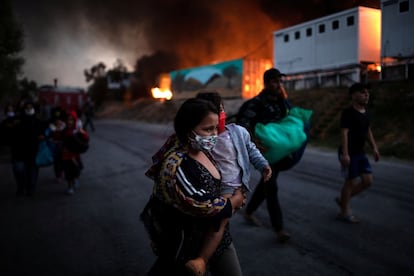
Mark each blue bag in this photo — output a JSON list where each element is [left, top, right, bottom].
[[35, 140, 54, 167]]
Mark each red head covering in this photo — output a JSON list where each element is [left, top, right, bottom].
[[68, 110, 78, 122]]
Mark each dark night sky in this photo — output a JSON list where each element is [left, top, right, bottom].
[[12, 0, 380, 88]]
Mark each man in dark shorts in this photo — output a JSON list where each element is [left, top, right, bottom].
[[336, 83, 380, 223]]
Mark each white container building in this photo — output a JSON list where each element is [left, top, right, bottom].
[[273, 6, 381, 90], [381, 0, 414, 80]]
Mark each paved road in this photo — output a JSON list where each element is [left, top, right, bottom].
[[1, 120, 413, 276]]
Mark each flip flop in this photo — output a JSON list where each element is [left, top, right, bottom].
[[336, 214, 360, 224]]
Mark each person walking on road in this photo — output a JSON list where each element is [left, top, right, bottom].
[[142, 98, 245, 276], [61, 111, 89, 195], [182, 92, 272, 275], [82, 98, 95, 132], [336, 83, 380, 223], [1, 101, 45, 196], [236, 68, 307, 243], [47, 107, 66, 182]]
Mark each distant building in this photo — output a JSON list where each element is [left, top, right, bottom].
[[38, 85, 88, 112], [380, 0, 414, 80], [273, 6, 381, 90], [107, 72, 132, 90]]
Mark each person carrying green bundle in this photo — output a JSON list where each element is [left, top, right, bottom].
[[236, 68, 311, 243]]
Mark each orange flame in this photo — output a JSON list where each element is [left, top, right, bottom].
[[151, 73, 173, 101], [151, 87, 173, 101]]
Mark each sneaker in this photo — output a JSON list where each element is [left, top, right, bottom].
[[276, 230, 291, 243], [185, 258, 206, 276], [65, 187, 75, 195], [243, 212, 263, 227], [336, 214, 360, 224]]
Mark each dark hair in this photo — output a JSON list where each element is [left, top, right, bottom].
[[195, 91, 222, 111], [263, 68, 286, 84], [349, 83, 371, 95], [174, 98, 218, 144]]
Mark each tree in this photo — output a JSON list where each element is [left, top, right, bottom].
[[84, 62, 106, 83], [107, 59, 128, 83], [0, 0, 25, 102], [107, 59, 129, 101], [84, 60, 133, 105], [19, 78, 37, 101], [84, 62, 108, 107]]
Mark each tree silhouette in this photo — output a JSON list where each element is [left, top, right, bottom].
[[107, 59, 129, 101], [19, 78, 37, 100], [107, 59, 128, 83], [0, 0, 24, 102], [84, 62, 106, 83], [84, 62, 107, 106]]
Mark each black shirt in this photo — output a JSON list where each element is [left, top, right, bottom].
[[340, 106, 370, 154]]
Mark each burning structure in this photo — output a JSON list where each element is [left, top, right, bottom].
[[151, 73, 173, 101], [139, 3, 413, 102]]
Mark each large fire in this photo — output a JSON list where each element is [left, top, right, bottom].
[[151, 87, 173, 101], [151, 73, 173, 101]]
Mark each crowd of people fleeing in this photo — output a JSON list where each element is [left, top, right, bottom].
[[141, 68, 380, 276], [0, 98, 94, 196], [0, 67, 380, 275]]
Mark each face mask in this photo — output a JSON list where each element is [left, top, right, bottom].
[[218, 111, 226, 133], [189, 132, 217, 152], [6, 112, 15, 117], [25, 108, 35, 116]]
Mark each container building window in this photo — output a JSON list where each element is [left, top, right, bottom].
[[306, 27, 312, 37], [332, 20, 339, 30], [295, 31, 300, 40], [400, 0, 409, 12], [284, 34, 289, 42], [319, 24, 325, 33], [347, 16, 354, 26]]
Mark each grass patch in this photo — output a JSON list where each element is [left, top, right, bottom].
[[288, 80, 414, 161]]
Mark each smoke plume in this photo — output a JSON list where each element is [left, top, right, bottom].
[[12, 0, 380, 87]]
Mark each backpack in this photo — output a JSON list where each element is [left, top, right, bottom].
[[65, 131, 89, 154]]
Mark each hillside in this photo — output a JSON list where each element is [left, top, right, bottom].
[[97, 80, 414, 161], [287, 80, 414, 161]]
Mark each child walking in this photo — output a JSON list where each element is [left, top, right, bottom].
[[61, 111, 89, 195], [47, 109, 66, 182]]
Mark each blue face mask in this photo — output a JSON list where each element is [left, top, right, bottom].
[[189, 132, 218, 152]]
